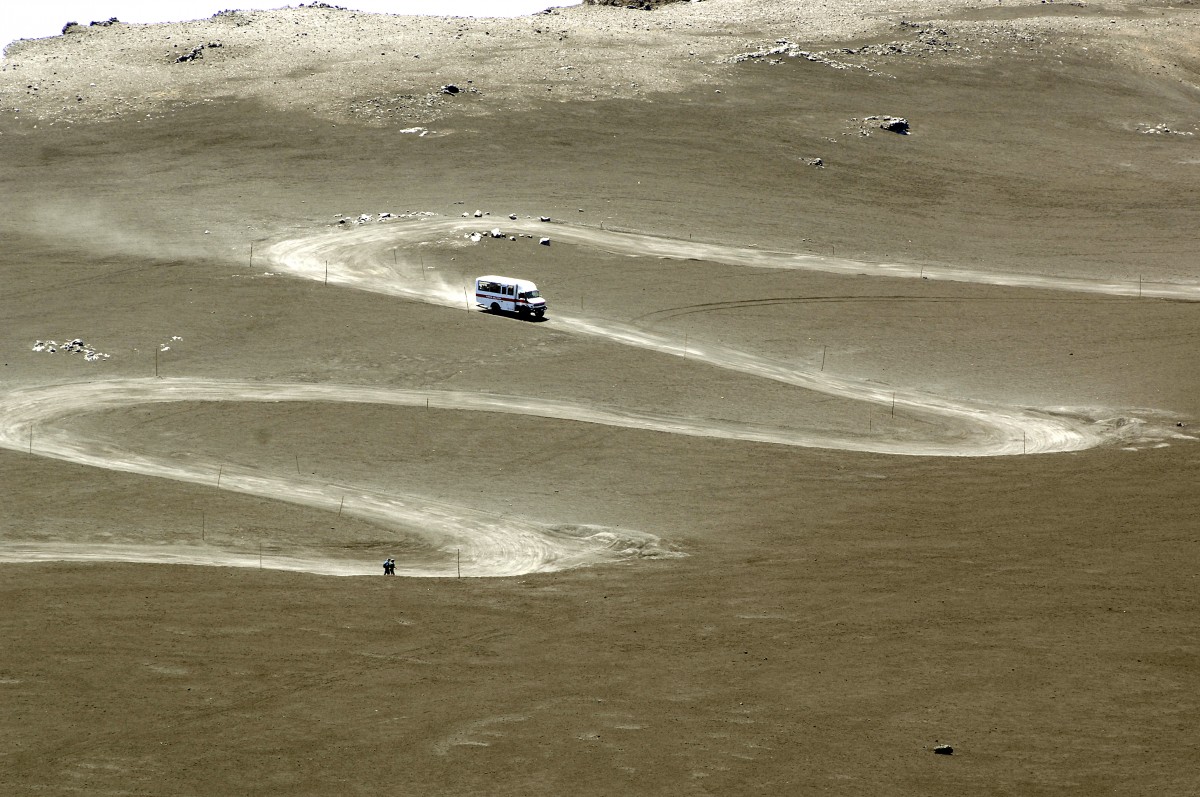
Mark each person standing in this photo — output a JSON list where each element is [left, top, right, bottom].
[[382, 558, 396, 576]]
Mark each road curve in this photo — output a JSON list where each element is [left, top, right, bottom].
[[3, 216, 1188, 577]]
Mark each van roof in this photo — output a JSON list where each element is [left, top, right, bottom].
[[477, 275, 537, 289]]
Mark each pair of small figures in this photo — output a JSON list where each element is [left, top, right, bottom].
[[382, 558, 396, 576]]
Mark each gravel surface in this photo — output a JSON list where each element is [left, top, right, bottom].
[[0, 0, 1102, 125]]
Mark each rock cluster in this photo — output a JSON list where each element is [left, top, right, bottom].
[[1138, 123, 1194, 136], [733, 25, 960, 74], [583, 0, 688, 8], [175, 42, 224, 63], [62, 18, 122, 34], [334, 211, 434, 225], [31, 339, 110, 361]]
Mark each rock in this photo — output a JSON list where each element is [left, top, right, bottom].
[[469, 232, 482, 243], [474, 210, 484, 218], [874, 115, 910, 134], [490, 228, 504, 238], [804, 157, 824, 167], [539, 237, 551, 246], [933, 745, 953, 755], [441, 84, 460, 95], [539, 216, 551, 222], [509, 213, 518, 220]]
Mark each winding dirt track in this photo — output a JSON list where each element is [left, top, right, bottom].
[[2, 217, 1191, 576]]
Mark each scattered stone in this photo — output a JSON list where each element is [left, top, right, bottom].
[[474, 210, 484, 218], [803, 157, 824, 168], [90, 17, 120, 27], [469, 232, 482, 242], [440, 84, 460, 95], [490, 228, 505, 238], [539, 237, 551, 246], [933, 745, 954, 755], [509, 213, 518, 220], [539, 216, 551, 222]]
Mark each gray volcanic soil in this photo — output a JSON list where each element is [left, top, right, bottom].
[[2, 1, 1200, 794]]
